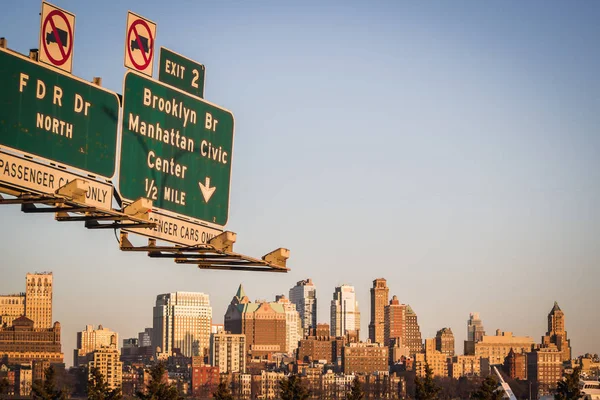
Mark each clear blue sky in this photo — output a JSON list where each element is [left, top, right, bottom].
[[1, 1, 599, 367]]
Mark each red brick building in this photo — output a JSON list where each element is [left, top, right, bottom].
[[224, 285, 287, 361], [191, 363, 220, 398], [297, 324, 345, 365], [504, 348, 526, 380]]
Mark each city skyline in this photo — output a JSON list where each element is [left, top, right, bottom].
[[0, 0, 599, 370], [0, 273, 591, 368]]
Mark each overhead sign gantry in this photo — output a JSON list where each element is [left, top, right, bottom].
[[0, 3, 290, 274]]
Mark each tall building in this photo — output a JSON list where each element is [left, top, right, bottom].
[[153, 292, 212, 358], [435, 327, 455, 357], [275, 295, 302, 354], [368, 278, 389, 345], [74, 324, 119, 367], [330, 285, 361, 339], [541, 301, 571, 362], [0, 316, 63, 364], [467, 313, 485, 342], [88, 334, 122, 391], [210, 332, 246, 373], [404, 305, 423, 355], [384, 295, 405, 347], [465, 312, 485, 355], [289, 279, 317, 337], [224, 285, 287, 360], [25, 273, 53, 329], [0, 273, 53, 329]]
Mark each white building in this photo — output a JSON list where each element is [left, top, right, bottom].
[[210, 332, 246, 373], [276, 295, 302, 354], [153, 292, 212, 358], [331, 285, 361, 339], [289, 279, 317, 337], [74, 325, 119, 367], [88, 335, 123, 391]]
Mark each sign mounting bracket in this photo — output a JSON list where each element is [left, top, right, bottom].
[[118, 232, 289, 273], [0, 180, 155, 230]]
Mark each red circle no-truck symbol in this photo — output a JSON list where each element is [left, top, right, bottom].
[[127, 19, 154, 70], [42, 9, 73, 66]]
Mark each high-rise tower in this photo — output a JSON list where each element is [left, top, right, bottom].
[[464, 312, 485, 355], [289, 279, 317, 337], [25, 273, 53, 329], [467, 312, 485, 342], [153, 292, 212, 358], [368, 278, 389, 344], [331, 285, 360, 339], [541, 301, 571, 362], [384, 295, 404, 347], [404, 305, 423, 355], [275, 295, 302, 354]]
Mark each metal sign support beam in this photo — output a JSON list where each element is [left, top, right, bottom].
[[0, 180, 155, 230], [119, 232, 289, 273]]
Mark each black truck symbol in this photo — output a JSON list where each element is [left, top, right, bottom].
[[46, 28, 68, 47], [130, 36, 149, 54]]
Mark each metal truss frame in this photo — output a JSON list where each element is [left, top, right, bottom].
[[119, 231, 290, 273], [0, 179, 154, 229], [1, 179, 290, 273]]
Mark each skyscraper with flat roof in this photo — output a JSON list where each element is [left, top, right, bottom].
[[369, 278, 389, 345], [153, 292, 212, 358], [384, 295, 404, 347], [289, 279, 317, 337], [330, 285, 360, 339], [275, 295, 302, 354]]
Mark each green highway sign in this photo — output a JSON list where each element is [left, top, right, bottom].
[[119, 71, 234, 226], [159, 47, 205, 98], [0, 47, 120, 179]]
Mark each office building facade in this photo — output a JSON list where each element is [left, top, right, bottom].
[[289, 279, 317, 337], [368, 278, 389, 345], [153, 292, 212, 358], [330, 285, 361, 339]]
